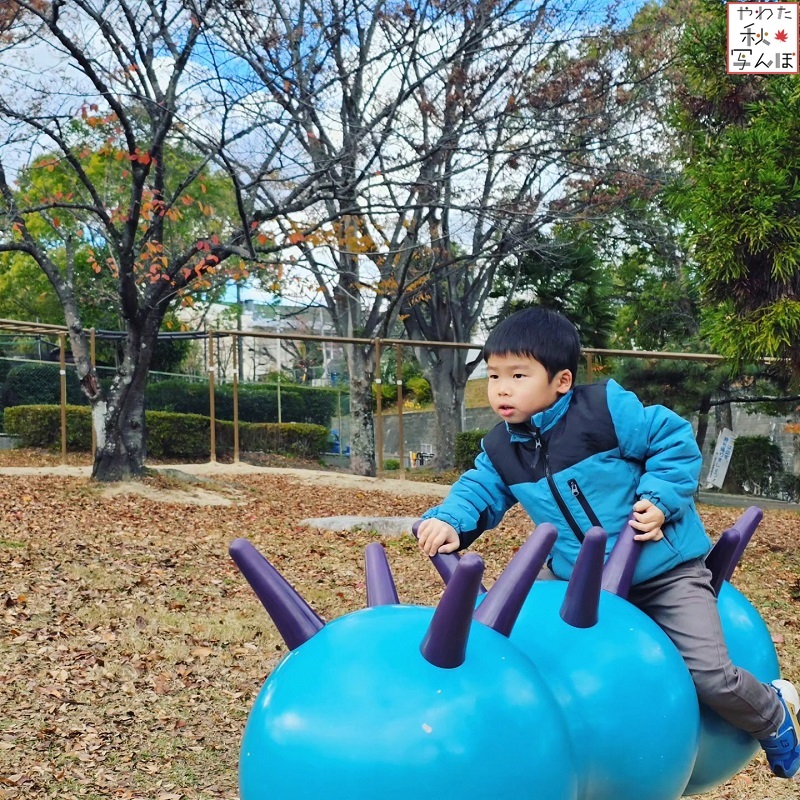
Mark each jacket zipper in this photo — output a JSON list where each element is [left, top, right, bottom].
[[533, 432, 585, 543], [568, 479, 603, 529]]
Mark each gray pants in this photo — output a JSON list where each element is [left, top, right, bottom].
[[628, 558, 783, 739]]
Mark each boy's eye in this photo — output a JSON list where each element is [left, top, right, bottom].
[[513, 373, 526, 379]]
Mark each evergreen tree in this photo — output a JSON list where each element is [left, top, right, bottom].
[[669, 0, 800, 378]]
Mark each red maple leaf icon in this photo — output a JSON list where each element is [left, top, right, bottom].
[[775, 29, 789, 42]]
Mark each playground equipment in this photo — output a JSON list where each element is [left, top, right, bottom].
[[230, 535, 578, 799], [230, 506, 782, 799]]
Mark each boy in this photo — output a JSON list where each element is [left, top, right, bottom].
[[417, 306, 799, 779]]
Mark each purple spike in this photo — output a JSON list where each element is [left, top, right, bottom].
[[412, 519, 487, 594], [726, 506, 763, 581], [420, 552, 485, 669], [364, 542, 399, 607], [600, 515, 642, 599], [706, 528, 742, 595], [561, 527, 607, 628], [474, 524, 557, 637], [231, 538, 323, 629], [229, 538, 324, 651]]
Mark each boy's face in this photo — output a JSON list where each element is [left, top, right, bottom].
[[486, 353, 573, 424]]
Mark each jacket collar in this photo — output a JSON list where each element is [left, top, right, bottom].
[[507, 389, 573, 440]]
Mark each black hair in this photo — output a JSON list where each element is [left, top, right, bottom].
[[483, 307, 581, 380]]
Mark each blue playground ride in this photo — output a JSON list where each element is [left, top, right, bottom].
[[230, 506, 782, 800], [230, 537, 577, 799]]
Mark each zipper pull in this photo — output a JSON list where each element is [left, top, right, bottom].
[[568, 479, 580, 497]]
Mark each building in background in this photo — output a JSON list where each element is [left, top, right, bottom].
[[177, 299, 344, 385]]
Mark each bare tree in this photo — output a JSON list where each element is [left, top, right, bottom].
[[215, 0, 589, 472], [0, 0, 282, 480], [216, 0, 673, 471]]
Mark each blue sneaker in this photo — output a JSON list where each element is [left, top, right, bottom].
[[759, 679, 800, 779]]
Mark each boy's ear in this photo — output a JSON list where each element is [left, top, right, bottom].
[[554, 369, 573, 394]]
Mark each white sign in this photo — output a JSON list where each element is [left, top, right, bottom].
[[727, 3, 799, 74], [706, 428, 737, 488]]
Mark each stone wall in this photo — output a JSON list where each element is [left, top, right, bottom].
[[335, 405, 799, 476]]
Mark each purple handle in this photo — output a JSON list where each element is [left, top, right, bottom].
[[365, 542, 399, 606], [705, 528, 742, 596], [412, 519, 487, 594], [600, 515, 642, 599], [561, 527, 607, 628], [474, 524, 557, 637], [726, 506, 763, 581]]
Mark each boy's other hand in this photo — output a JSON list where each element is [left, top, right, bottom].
[[417, 518, 460, 556], [630, 499, 666, 542]]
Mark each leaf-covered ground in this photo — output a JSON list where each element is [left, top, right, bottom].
[[1, 452, 798, 800]]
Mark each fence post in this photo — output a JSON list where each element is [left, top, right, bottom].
[[208, 329, 217, 463], [337, 388, 343, 458], [90, 327, 96, 459], [585, 352, 594, 384], [374, 338, 383, 474], [276, 332, 283, 424], [232, 333, 240, 464], [59, 333, 67, 464], [396, 342, 405, 480]]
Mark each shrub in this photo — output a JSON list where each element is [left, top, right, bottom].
[[727, 435, 784, 496], [455, 429, 487, 471], [146, 412, 211, 459], [406, 376, 432, 405], [4, 405, 92, 449], [146, 380, 210, 416], [3, 404, 328, 460], [145, 380, 337, 427], [383, 458, 400, 471], [233, 421, 329, 458], [2, 362, 86, 408], [372, 381, 398, 407], [0, 357, 16, 387]]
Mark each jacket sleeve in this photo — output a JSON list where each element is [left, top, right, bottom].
[[421, 447, 517, 549], [607, 380, 701, 522]]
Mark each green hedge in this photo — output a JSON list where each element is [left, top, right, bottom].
[[727, 435, 785, 496], [3, 404, 91, 450], [3, 405, 328, 460], [0, 364, 340, 428], [145, 379, 337, 426], [1, 362, 87, 408], [455, 429, 488, 471]]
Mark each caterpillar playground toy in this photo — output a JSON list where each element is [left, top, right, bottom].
[[229, 507, 781, 799]]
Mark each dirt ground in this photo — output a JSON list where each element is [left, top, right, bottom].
[[1, 450, 799, 799]]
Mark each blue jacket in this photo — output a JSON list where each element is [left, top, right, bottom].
[[422, 379, 711, 585]]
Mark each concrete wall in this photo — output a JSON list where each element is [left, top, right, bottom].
[[700, 405, 799, 478], [335, 405, 799, 476]]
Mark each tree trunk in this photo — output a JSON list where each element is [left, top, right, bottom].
[[92, 387, 147, 482], [696, 393, 711, 453], [91, 317, 159, 482], [346, 344, 376, 477], [715, 400, 739, 493]]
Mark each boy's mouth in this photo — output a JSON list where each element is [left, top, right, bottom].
[[498, 405, 516, 417]]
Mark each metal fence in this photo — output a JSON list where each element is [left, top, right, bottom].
[[1, 318, 798, 488]]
